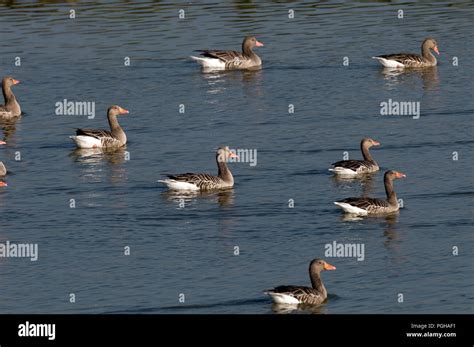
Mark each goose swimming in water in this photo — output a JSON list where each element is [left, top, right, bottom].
[[265, 259, 336, 305], [70, 105, 129, 149], [191, 36, 264, 70], [334, 170, 406, 216], [158, 146, 238, 191], [0, 76, 21, 118], [329, 138, 380, 176], [372, 38, 439, 68]]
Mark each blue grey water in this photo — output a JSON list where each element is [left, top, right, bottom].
[[0, 1, 472, 314]]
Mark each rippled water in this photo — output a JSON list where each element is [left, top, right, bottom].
[[0, 1, 472, 313]]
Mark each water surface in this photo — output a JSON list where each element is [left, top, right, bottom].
[[0, 1, 472, 313]]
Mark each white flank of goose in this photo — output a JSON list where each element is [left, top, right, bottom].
[[0, 140, 6, 176]]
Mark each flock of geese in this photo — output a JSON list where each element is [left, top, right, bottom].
[[0, 35, 438, 307], [267, 137, 406, 306]]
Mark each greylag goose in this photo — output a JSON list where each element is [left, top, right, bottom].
[[70, 105, 129, 149], [334, 170, 406, 216], [329, 138, 380, 176], [265, 259, 336, 305], [191, 36, 263, 70], [159, 146, 238, 191], [0, 140, 6, 176], [0, 76, 21, 118], [372, 38, 439, 68]]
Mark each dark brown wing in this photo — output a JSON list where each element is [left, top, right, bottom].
[[167, 173, 225, 190], [339, 197, 390, 210], [272, 285, 309, 293], [76, 128, 113, 139], [0, 104, 11, 114], [197, 50, 245, 63], [376, 53, 424, 66], [332, 159, 374, 172]]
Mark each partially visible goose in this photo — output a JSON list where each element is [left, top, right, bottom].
[[70, 105, 129, 149], [329, 138, 380, 176], [265, 259, 336, 305], [372, 38, 439, 68], [334, 170, 406, 216], [191, 36, 264, 70], [0, 76, 21, 118], [159, 146, 238, 191], [0, 140, 6, 176]]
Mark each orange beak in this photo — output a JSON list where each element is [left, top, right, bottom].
[[118, 107, 129, 115], [372, 140, 380, 146], [433, 46, 439, 55], [256, 40, 264, 47], [323, 262, 336, 271], [0, 141, 6, 145], [396, 172, 406, 178], [0, 181, 7, 187], [229, 151, 239, 159], [12, 79, 20, 85]]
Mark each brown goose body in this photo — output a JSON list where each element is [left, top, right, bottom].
[[334, 170, 406, 216], [330, 138, 380, 176], [265, 259, 336, 305], [191, 36, 263, 70], [159, 146, 238, 191], [373, 38, 439, 68], [0, 77, 21, 118], [70, 105, 129, 149]]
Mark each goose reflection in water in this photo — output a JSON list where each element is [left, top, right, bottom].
[[380, 66, 439, 91], [331, 172, 377, 198], [383, 214, 400, 242], [339, 209, 400, 222], [202, 68, 263, 97], [161, 188, 235, 209], [381, 213, 409, 267], [270, 302, 329, 315], [0, 117, 19, 142], [69, 147, 128, 185]]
